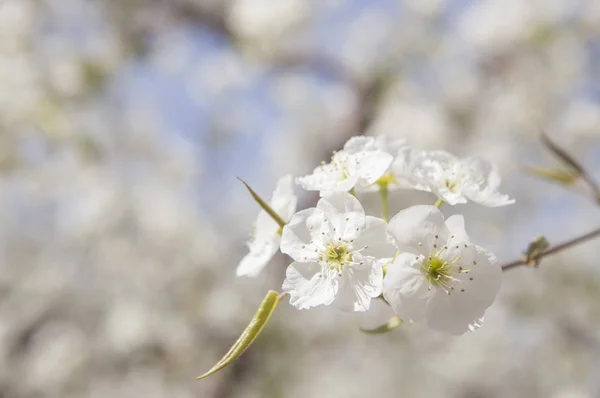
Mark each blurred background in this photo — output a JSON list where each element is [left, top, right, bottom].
[[1, 0, 600, 397]]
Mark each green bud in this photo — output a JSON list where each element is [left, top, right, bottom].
[[523, 235, 550, 267]]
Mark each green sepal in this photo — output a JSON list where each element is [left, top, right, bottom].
[[238, 178, 286, 228], [196, 290, 281, 380], [360, 315, 403, 334]]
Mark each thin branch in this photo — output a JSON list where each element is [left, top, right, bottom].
[[501, 227, 600, 271]]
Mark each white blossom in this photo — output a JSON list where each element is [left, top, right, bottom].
[[408, 151, 515, 206], [280, 192, 395, 311], [352, 135, 410, 192], [383, 205, 502, 335], [236, 175, 297, 277], [296, 136, 393, 195]]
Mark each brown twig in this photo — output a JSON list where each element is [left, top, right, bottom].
[[501, 227, 600, 271]]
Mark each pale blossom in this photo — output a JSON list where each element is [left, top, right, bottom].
[[383, 205, 502, 334], [353, 135, 418, 192], [281, 192, 395, 311], [409, 151, 515, 206], [236, 175, 297, 277], [296, 136, 393, 195]]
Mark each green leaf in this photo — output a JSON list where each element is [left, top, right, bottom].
[[238, 178, 287, 228], [197, 290, 281, 380], [360, 315, 403, 334], [524, 166, 578, 185]]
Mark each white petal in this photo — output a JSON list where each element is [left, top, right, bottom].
[[390, 147, 431, 191], [332, 259, 383, 312], [434, 188, 468, 206], [387, 205, 449, 254], [236, 236, 279, 277], [461, 157, 515, 207], [296, 163, 358, 194], [411, 150, 469, 204], [352, 216, 396, 259], [456, 245, 502, 309], [254, 210, 279, 242], [465, 189, 515, 207], [383, 253, 433, 322], [441, 240, 477, 270], [317, 192, 366, 241], [412, 150, 457, 182], [468, 316, 485, 332], [425, 246, 501, 335], [343, 135, 377, 153], [375, 134, 407, 155], [445, 215, 471, 243], [462, 157, 500, 189], [282, 261, 337, 310], [354, 150, 394, 186], [425, 291, 485, 335], [280, 208, 321, 262], [270, 175, 298, 221]]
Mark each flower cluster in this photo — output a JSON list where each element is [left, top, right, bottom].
[[237, 135, 513, 335]]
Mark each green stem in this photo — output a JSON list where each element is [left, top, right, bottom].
[[380, 185, 389, 222], [434, 198, 444, 208]]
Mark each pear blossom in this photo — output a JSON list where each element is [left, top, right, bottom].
[[383, 205, 502, 334], [296, 136, 393, 195], [236, 175, 297, 277], [280, 191, 395, 311], [355, 136, 432, 193], [352, 135, 407, 191], [408, 151, 515, 206]]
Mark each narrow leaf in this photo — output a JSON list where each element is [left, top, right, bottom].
[[238, 178, 287, 228], [360, 315, 403, 334], [197, 290, 280, 380], [523, 165, 579, 185], [541, 133, 584, 175]]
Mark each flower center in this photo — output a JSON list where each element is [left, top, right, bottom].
[[420, 247, 469, 295], [421, 256, 455, 290], [323, 241, 352, 271], [445, 178, 458, 191], [442, 164, 465, 192]]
